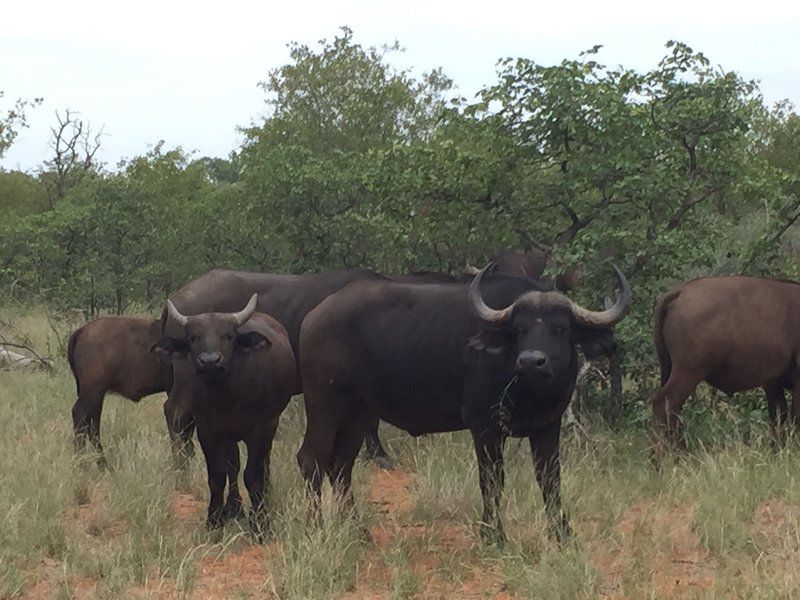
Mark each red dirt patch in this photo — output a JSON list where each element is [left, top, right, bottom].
[[19, 558, 98, 600], [752, 497, 799, 544], [128, 544, 280, 600], [171, 490, 205, 520], [345, 465, 514, 600], [367, 466, 414, 546], [591, 501, 717, 599], [190, 544, 278, 599], [62, 482, 129, 541]]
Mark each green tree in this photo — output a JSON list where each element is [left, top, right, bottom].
[[0, 92, 42, 159], [240, 27, 456, 272]]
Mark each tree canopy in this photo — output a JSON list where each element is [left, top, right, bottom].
[[2, 30, 799, 416]]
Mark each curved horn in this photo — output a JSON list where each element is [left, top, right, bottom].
[[166, 300, 189, 328], [231, 293, 258, 326], [567, 265, 631, 328], [469, 263, 514, 325]]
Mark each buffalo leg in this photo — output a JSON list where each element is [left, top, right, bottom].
[[223, 442, 243, 520], [362, 419, 394, 470], [328, 412, 372, 512], [297, 397, 338, 507], [244, 417, 279, 541], [765, 383, 789, 444], [197, 431, 227, 530], [651, 370, 700, 464], [72, 389, 107, 467], [470, 428, 506, 545], [529, 422, 571, 542], [163, 393, 195, 468]]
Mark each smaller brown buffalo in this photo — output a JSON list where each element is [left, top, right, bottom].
[[68, 317, 170, 466], [652, 276, 800, 459], [152, 295, 295, 536]]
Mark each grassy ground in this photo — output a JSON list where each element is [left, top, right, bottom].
[[2, 309, 800, 599]]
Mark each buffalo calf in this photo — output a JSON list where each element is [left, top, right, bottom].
[[68, 317, 169, 466], [153, 294, 295, 536]]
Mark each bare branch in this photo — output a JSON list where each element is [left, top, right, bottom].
[[42, 109, 104, 207]]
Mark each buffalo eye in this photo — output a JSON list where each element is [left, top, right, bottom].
[[188, 335, 197, 343], [515, 324, 525, 336], [554, 326, 566, 335], [222, 333, 234, 341]]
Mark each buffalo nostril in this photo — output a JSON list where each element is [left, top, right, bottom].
[[198, 352, 221, 366], [516, 351, 549, 372], [530, 351, 548, 368]]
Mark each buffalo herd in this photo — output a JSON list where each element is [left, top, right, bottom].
[[63, 252, 797, 542]]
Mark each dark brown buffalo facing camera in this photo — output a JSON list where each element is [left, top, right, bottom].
[[152, 294, 295, 536], [297, 263, 629, 544]]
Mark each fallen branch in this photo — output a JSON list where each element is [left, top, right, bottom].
[[0, 333, 55, 372]]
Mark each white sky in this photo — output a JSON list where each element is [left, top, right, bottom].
[[2, 0, 799, 171]]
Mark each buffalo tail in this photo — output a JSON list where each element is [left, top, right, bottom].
[[67, 327, 81, 395], [653, 287, 681, 386]]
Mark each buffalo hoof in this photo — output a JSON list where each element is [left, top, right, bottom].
[[550, 517, 573, 544], [222, 498, 244, 521], [206, 506, 226, 531], [248, 515, 273, 544], [478, 523, 506, 548], [370, 454, 395, 471]]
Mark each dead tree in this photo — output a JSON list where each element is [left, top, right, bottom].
[[42, 109, 104, 207]]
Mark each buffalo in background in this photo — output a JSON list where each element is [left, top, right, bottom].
[[651, 275, 800, 460], [68, 316, 170, 466]]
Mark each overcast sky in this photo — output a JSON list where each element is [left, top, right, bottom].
[[2, 0, 799, 172]]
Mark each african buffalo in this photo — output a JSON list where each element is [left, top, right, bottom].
[[153, 295, 295, 535], [297, 263, 629, 543], [68, 316, 170, 466], [652, 276, 800, 458]]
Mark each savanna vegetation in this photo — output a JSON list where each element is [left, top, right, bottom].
[[3, 310, 800, 598], [3, 27, 800, 599]]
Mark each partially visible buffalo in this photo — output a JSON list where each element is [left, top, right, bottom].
[[297, 264, 629, 543], [466, 249, 578, 292], [153, 295, 295, 535], [652, 276, 800, 459], [67, 317, 170, 466]]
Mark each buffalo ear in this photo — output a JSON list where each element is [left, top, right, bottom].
[[150, 337, 190, 357], [573, 325, 617, 359], [467, 326, 512, 356], [236, 331, 271, 353]]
